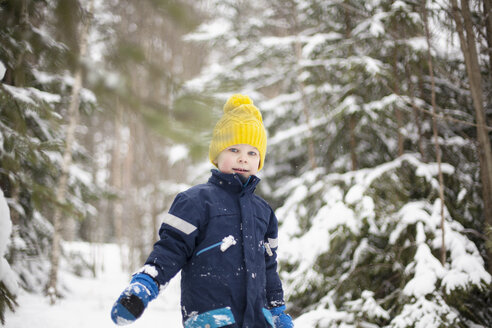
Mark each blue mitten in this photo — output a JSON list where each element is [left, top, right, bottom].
[[270, 305, 294, 328], [111, 273, 159, 325]]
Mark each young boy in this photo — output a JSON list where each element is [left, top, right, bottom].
[[111, 94, 293, 328]]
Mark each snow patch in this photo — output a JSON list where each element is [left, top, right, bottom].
[[136, 264, 159, 279], [167, 144, 189, 166], [345, 185, 364, 204], [220, 235, 236, 252], [390, 295, 458, 328], [346, 290, 390, 320], [6, 242, 182, 327], [403, 222, 444, 298], [184, 18, 232, 41], [0, 189, 19, 295], [0, 60, 6, 80], [2, 84, 61, 104]]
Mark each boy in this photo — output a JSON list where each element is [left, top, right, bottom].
[[111, 94, 293, 328]]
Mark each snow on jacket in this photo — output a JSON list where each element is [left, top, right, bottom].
[[143, 169, 285, 328]]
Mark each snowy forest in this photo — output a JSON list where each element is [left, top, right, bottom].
[[1, 0, 492, 327]]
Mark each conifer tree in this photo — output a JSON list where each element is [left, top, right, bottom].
[[183, 0, 492, 326], [0, 0, 99, 299]]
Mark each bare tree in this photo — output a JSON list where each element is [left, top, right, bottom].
[[47, 0, 94, 304]]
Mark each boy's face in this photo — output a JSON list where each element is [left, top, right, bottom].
[[215, 144, 260, 178]]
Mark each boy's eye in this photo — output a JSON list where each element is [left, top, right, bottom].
[[229, 148, 238, 152], [248, 151, 258, 156]]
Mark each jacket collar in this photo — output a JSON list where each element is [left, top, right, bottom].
[[208, 169, 260, 194]]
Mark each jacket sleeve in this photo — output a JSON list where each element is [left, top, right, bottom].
[[264, 209, 285, 308], [140, 192, 203, 288]]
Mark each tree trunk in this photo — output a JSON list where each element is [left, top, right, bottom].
[[416, 67, 428, 163], [291, 9, 316, 170], [123, 117, 136, 271], [393, 47, 404, 157], [483, 0, 492, 81], [422, 0, 447, 265], [349, 114, 358, 171], [405, 62, 425, 159], [13, 0, 28, 87], [294, 39, 317, 170], [46, 0, 94, 304], [111, 102, 124, 248], [451, 0, 492, 274], [344, 4, 359, 171]]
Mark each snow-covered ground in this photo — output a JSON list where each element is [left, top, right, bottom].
[[5, 242, 182, 328]]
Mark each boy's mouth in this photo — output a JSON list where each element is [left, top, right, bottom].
[[233, 168, 249, 174]]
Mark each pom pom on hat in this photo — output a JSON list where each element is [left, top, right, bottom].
[[209, 94, 267, 171], [223, 94, 253, 112]]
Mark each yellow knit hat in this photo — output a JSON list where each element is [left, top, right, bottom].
[[209, 94, 267, 171]]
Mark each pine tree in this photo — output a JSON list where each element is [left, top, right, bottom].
[[276, 154, 491, 327], [0, 0, 100, 300], [450, 0, 492, 274], [1, 0, 66, 298], [183, 0, 492, 326]]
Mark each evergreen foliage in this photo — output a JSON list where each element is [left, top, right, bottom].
[[184, 0, 491, 326], [91, 0, 210, 160], [1, 0, 208, 319], [1, 0, 491, 326], [0, 0, 99, 303], [275, 155, 491, 326], [0, 281, 17, 325]]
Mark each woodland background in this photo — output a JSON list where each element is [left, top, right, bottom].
[[1, 0, 492, 327]]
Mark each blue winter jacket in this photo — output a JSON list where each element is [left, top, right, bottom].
[[144, 169, 285, 328]]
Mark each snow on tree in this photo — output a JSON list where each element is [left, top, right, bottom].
[[182, 0, 492, 326], [0, 189, 18, 324], [276, 154, 491, 327], [0, 61, 6, 81], [0, 0, 101, 298]]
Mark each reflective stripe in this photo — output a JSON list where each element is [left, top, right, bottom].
[[268, 237, 278, 248], [162, 213, 197, 235], [184, 307, 235, 328]]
